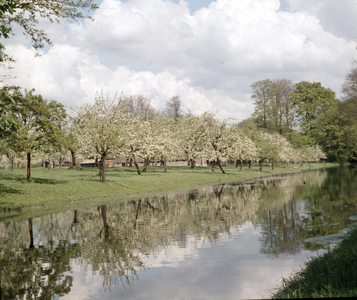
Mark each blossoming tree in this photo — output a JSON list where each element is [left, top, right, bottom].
[[73, 92, 131, 182]]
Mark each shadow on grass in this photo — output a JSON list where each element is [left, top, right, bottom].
[[107, 166, 208, 175], [67, 166, 93, 171], [0, 174, 68, 185], [0, 184, 23, 195], [31, 178, 69, 184]]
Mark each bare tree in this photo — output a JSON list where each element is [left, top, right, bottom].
[[341, 62, 357, 127], [165, 96, 182, 121], [342, 61, 357, 100], [251, 78, 296, 135], [119, 95, 157, 119], [271, 78, 295, 134]]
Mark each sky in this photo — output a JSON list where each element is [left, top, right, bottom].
[[1, 0, 357, 122]]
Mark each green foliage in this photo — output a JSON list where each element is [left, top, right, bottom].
[[0, 0, 98, 62], [0, 88, 18, 137], [249, 77, 356, 162], [1, 0, 98, 48], [0, 235, 80, 299], [251, 78, 295, 135], [314, 91, 357, 162], [0, 1, 18, 18], [0, 0, 19, 61], [251, 79, 273, 129], [273, 226, 357, 299], [2, 88, 67, 178], [290, 81, 338, 145], [272, 166, 357, 298], [8, 88, 67, 153], [283, 130, 306, 149]]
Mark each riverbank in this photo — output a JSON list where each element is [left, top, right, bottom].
[[0, 163, 337, 210], [272, 224, 357, 298]]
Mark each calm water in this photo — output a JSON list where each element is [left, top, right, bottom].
[[1, 166, 357, 299]]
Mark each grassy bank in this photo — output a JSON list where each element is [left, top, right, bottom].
[[0, 163, 336, 209], [272, 226, 357, 298]]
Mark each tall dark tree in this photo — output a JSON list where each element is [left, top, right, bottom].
[[270, 79, 295, 135], [341, 62, 357, 129], [251, 79, 273, 129], [251, 79, 295, 135], [289, 81, 338, 145]]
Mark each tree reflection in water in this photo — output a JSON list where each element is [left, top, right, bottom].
[[0, 167, 356, 298], [0, 218, 79, 299]]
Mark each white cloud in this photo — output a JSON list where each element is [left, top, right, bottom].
[[288, 0, 357, 41], [2, 0, 356, 121], [3, 44, 214, 116]]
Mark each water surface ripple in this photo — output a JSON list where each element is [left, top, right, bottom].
[[1, 167, 357, 299]]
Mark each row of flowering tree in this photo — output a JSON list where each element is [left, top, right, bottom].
[[0, 91, 327, 182], [74, 93, 327, 181]]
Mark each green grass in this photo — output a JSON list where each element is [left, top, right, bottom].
[[272, 226, 357, 299], [0, 162, 336, 210]]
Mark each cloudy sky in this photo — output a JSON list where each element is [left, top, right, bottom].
[[1, 0, 356, 121]]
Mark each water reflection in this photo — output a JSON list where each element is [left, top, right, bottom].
[[1, 167, 357, 299]]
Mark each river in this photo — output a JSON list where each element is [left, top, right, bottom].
[[1, 166, 357, 299]]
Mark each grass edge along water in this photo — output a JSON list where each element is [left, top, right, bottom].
[[272, 224, 357, 299], [0, 163, 339, 223], [0, 163, 338, 209]]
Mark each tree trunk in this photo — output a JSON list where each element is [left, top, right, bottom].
[[142, 158, 149, 172], [190, 159, 195, 169], [134, 199, 142, 229], [27, 152, 31, 180], [259, 160, 263, 171], [100, 205, 110, 240], [240, 160, 243, 171], [73, 210, 79, 224], [129, 158, 133, 167], [249, 160, 252, 169], [8, 153, 13, 171], [48, 156, 52, 171], [142, 159, 147, 172], [28, 218, 34, 249], [95, 157, 98, 167], [160, 160, 163, 169], [272, 160, 275, 170], [99, 156, 106, 182], [101, 205, 108, 228], [59, 157, 64, 168], [211, 161, 216, 172], [134, 159, 141, 175], [71, 151, 76, 166], [235, 159, 238, 168], [217, 159, 225, 174]]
